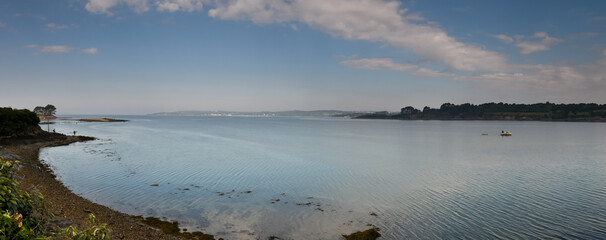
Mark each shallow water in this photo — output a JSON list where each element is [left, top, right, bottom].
[[41, 116, 606, 239]]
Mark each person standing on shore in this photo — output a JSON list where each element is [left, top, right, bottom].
[[73, 130, 77, 136]]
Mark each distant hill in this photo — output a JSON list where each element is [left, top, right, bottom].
[[356, 102, 606, 122], [150, 110, 374, 118]]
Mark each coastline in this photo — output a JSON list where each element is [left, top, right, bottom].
[[0, 133, 195, 240], [0, 132, 380, 240], [79, 118, 129, 122]]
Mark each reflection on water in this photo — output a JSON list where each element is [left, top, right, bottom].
[[41, 117, 606, 239]]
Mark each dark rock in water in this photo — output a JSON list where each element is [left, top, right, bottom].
[[141, 217, 180, 234], [141, 219, 220, 240], [369, 212, 378, 217], [181, 231, 217, 240], [342, 228, 381, 240], [150, 184, 159, 186]]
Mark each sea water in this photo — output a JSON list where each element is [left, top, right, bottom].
[[40, 116, 606, 239]]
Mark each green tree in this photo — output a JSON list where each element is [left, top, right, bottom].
[[33, 106, 44, 116], [33, 105, 56, 116]]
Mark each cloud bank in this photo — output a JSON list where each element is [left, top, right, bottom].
[[82, 0, 606, 94], [207, 0, 507, 72]]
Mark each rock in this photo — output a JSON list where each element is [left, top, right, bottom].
[[342, 228, 381, 240], [52, 219, 74, 228]]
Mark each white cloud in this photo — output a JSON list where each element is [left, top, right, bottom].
[[532, 32, 547, 38], [86, 0, 120, 15], [340, 58, 417, 72], [125, 0, 151, 13], [41, 45, 73, 53], [493, 34, 514, 44], [85, 0, 204, 15], [47, 23, 69, 30], [414, 68, 454, 78], [26, 45, 99, 55], [0, 21, 6, 28], [206, 0, 508, 72], [156, 0, 204, 12], [449, 50, 606, 93], [81, 48, 99, 55], [516, 32, 561, 54]]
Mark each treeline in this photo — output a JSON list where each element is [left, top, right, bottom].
[[0, 107, 41, 136], [357, 102, 606, 121]]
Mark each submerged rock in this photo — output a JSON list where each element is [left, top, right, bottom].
[[342, 228, 381, 240]]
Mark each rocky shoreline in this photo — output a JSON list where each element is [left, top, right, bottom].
[[0, 133, 197, 240]]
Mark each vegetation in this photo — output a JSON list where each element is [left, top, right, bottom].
[[0, 108, 41, 136], [33, 105, 57, 117], [56, 214, 111, 240], [357, 102, 606, 121], [1, 155, 111, 239], [1, 156, 51, 239]]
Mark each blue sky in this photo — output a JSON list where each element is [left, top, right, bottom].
[[1, 0, 606, 114]]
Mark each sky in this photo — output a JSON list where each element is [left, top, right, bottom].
[[1, 0, 606, 114]]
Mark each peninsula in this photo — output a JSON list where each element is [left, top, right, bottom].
[[356, 102, 606, 122]]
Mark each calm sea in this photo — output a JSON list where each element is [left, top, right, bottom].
[[40, 116, 606, 239]]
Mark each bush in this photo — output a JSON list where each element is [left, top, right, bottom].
[[55, 214, 111, 240], [0, 156, 51, 238], [1, 155, 112, 239], [0, 211, 36, 239], [0, 108, 40, 136]]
